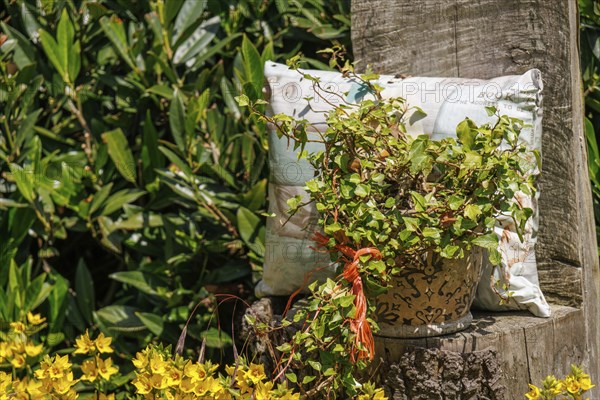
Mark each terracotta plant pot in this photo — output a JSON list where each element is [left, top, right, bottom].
[[373, 248, 484, 338]]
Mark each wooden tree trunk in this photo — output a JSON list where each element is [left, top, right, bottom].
[[352, 1, 600, 398]]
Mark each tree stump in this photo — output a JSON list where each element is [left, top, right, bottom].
[[352, 1, 600, 398]]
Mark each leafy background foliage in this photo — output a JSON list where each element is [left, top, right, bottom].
[[0, 0, 350, 360]]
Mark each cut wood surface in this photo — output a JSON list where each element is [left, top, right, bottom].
[[352, 0, 600, 397], [375, 305, 584, 399]]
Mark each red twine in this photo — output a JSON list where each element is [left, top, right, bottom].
[[312, 232, 381, 362]]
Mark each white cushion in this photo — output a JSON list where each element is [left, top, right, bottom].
[[257, 61, 550, 318]]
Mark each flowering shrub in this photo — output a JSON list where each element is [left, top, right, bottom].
[[0, 312, 119, 399], [0, 310, 388, 399], [525, 365, 594, 400], [131, 344, 300, 399]]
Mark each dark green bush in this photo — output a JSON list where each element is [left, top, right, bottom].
[[0, 0, 350, 356]]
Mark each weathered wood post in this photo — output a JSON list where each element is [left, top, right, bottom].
[[352, 1, 600, 398]]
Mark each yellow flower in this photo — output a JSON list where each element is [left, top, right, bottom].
[[245, 363, 266, 385], [25, 342, 43, 357], [180, 378, 196, 393], [10, 322, 26, 334], [150, 373, 168, 390], [26, 312, 46, 326], [149, 353, 168, 375], [132, 374, 153, 394], [0, 342, 13, 359], [81, 359, 99, 382], [132, 351, 149, 369], [35, 354, 72, 380], [564, 376, 582, 394], [525, 384, 541, 400], [10, 340, 25, 355], [74, 331, 96, 355], [95, 332, 114, 354], [52, 371, 76, 395], [255, 381, 274, 400], [97, 356, 118, 380], [98, 393, 115, 400], [25, 378, 44, 396], [10, 353, 25, 369], [195, 376, 220, 396], [165, 366, 182, 387], [580, 376, 595, 391], [184, 361, 208, 382]]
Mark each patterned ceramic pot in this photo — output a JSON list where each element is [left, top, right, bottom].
[[374, 248, 484, 338]]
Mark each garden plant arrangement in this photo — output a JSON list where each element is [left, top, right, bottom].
[[237, 53, 539, 397], [0, 0, 597, 398]]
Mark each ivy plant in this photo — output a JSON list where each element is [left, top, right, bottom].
[[238, 52, 538, 398]]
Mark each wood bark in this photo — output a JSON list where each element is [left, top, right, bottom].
[[352, 0, 600, 397]]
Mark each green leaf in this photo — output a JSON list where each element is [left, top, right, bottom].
[[235, 94, 250, 107], [488, 248, 503, 265], [1, 23, 37, 68], [16, 109, 42, 149], [464, 151, 482, 167], [169, 89, 187, 151], [101, 189, 145, 215], [463, 204, 482, 221], [173, 16, 220, 65], [286, 372, 298, 383], [90, 183, 113, 216], [485, 106, 497, 116], [102, 128, 137, 183], [441, 245, 461, 258], [201, 327, 232, 349], [100, 16, 136, 71], [409, 107, 427, 125], [39, 29, 66, 79], [221, 77, 241, 120], [241, 179, 267, 211], [189, 34, 241, 70], [9, 164, 35, 203], [456, 119, 478, 151], [241, 35, 263, 96], [75, 260, 95, 324], [66, 294, 87, 333], [48, 273, 69, 333], [109, 271, 158, 296], [354, 183, 369, 197], [146, 85, 174, 99], [237, 207, 265, 257], [159, 145, 192, 177], [447, 195, 464, 211], [422, 227, 441, 240], [402, 217, 418, 232], [57, 9, 78, 82], [47, 332, 65, 347], [136, 312, 164, 336], [142, 113, 164, 183], [307, 360, 322, 371], [23, 273, 45, 313], [472, 233, 499, 250], [410, 191, 426, 212], [95, 305, 145, 334], [172, 0, 208, 44], [409, 136, 430, 174]]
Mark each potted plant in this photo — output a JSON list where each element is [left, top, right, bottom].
[[238, 56, 537, 357]]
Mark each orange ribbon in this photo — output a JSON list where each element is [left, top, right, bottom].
[[312, 232, 381, 362]]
